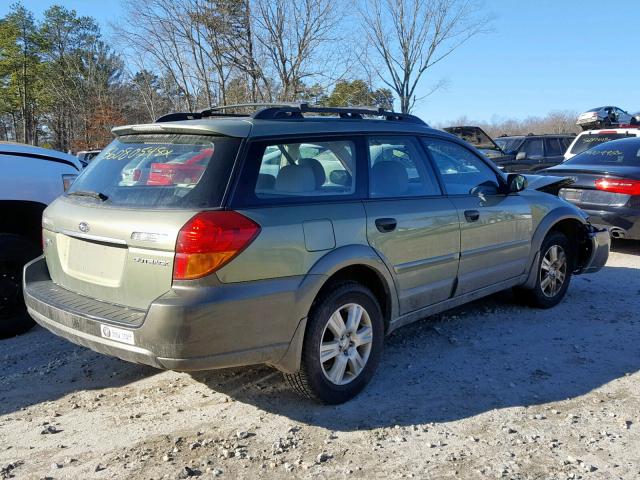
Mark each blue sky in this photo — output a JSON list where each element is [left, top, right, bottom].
[[2, 0, 639, 124]]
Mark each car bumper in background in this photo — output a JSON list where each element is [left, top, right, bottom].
[[23, 256, 312, 373], [583, 209, 640, 240]]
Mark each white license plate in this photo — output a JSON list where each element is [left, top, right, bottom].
[[100, 324, 135, 345]]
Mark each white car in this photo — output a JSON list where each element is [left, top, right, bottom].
[[564, 127, 640, 161], [576, 106, 633, 131], [0, 143, 81, 337]]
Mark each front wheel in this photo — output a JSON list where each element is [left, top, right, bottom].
[[285, 281, 384, 404], [514, 231, 573, 309]]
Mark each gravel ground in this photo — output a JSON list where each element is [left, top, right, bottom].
[[1, 240, 639, 480]]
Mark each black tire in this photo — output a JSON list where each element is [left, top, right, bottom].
[[0, 234, 40, 338], [514, 231, 573, 309], [284, 281, 384, 404]]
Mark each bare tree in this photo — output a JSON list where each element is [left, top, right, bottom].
[[439, 110, 580, 137], [360, 0, 491, 113], [253, 0, 342, 101]]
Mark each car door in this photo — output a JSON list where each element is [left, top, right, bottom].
[[542, 137, 565, 169], [422, 138, 533, 296], [364, 136, 460, 314]]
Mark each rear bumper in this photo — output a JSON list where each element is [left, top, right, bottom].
[[580, 224, 610, 274], [582, 208, 640, 240], [24, 256, 316, 373]]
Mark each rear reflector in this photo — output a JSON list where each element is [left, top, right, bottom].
[[595, 178, 640, 195], [173, 211, 260, 280]]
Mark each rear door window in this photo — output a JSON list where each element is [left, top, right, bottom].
[[67, 134, 240, 208], [545, 138, 563, 156], [523, 139, 544, 159], [247, 139, 358, 201]]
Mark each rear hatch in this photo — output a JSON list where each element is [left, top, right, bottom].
[[443, 126, 512, 161], [42, 133, 241, 310]]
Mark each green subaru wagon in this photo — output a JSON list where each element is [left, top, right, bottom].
[[23, 104, 610, 404]]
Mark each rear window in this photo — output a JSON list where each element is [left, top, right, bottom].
[[569, 132, 635, 155], [67, 134, 239, 208], [566, 139, 640, 166]]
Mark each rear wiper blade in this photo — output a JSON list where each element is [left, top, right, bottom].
[[67, 190, 109, 201]]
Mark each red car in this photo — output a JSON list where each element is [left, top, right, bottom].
[[147, 148, 213, 186]]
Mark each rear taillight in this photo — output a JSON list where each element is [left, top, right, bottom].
[[62, 174, 77, 191], [132, 169, 142, 181], [595, 177, 640, 195], [173, 211, 260, 280]]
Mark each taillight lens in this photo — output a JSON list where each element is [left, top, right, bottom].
[[132, 169, 142, 181], [595, 177, 640, 195], [173, 211, 260, 280], [62, 174, 77, 191]]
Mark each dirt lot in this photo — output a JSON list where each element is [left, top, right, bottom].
[[1, 241, 639, 480]]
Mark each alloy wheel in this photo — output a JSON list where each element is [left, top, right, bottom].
[[540, 244, 567, 298], [319, 303, 373, 386]]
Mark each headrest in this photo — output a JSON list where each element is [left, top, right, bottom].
[[299, 157, 326, 188], [371, 161, 409, 196], [275, 165, 316, 193], [256, 173, 276, 190]]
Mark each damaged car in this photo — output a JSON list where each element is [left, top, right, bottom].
[[24, 103, 610, 404]]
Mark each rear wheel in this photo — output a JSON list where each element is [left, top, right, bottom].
[[514, 231, 572, 309], [285, 281, 384, 404], [0, 234, 40, 338]]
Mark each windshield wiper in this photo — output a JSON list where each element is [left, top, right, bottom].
[[67, 190, 109, 201]]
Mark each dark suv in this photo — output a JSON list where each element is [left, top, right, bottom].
[[24, 104, 609, 404], [494, 134, 575, 172]]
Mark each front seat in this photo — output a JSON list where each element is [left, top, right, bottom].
[[275, 164, 316, 193], [299, 157, 326, 189]]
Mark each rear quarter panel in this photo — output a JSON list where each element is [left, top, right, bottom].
[[217, 202, 368, 282]]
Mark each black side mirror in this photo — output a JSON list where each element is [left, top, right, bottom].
[[507, 173, 528, 193], [329, 170, 351, 186]]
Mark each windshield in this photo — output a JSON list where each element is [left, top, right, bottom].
[[569, 132, 635, 155], [566, 138, 640, 166], [67, 133, 239, 208], [495, 137, 524, 154]]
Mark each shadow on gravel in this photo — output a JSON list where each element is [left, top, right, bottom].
[[194, 264, 640, 431], [0, 326, 158, 415]]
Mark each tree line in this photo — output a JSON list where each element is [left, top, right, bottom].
[[438, 110, 581, 139], [1, 0, 489, 151]]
